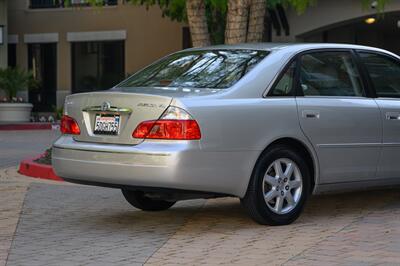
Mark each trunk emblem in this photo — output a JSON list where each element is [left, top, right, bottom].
[[101, 102, 111, 111]]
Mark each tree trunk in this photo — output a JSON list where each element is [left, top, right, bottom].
[[186, 0, 211, 47], [247, 0, 266, 42], [225, 0, 250, 44]]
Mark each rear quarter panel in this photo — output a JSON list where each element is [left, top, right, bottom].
[[174, 97, 319, 196]]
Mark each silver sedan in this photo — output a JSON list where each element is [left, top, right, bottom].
[[53, 43, 400, 225]]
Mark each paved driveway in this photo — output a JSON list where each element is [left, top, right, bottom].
[[2, 131, 400, 265], [2, 168, 400, 266]]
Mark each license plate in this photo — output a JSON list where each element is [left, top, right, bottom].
[[94, 114, 120, 135]]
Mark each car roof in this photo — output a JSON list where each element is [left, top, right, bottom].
[[185, 42, 395, 55]]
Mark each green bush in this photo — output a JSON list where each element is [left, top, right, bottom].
[[0, 67, 39, 101]]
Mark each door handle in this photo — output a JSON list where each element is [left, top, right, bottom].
[[386, 112, 400, 120], [302, 110, 320, 119]]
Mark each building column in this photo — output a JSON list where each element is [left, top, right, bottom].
[[57, 33, 71, 108]]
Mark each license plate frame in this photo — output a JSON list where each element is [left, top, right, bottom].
[[93, 114, 121, 135]]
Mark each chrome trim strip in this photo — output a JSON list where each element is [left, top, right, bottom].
[[382, 143, 400, 147], [317, 143, 381, 148], [53, 144, 171, 156], [52, 156, 168, 168], [82, 106, 133, 114], [318, 143, 400, 148]]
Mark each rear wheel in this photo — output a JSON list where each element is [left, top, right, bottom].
[[122, 190, 176, 211], [241, 145, 311, 225]]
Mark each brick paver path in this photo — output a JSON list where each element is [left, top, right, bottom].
[[2, 131, 400, 265], [0, 168, 30, 266], [0, 129, 59, 266], [2, 167, 400, 265]]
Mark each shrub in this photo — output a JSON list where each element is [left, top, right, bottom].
[[0, 67, 39, 101]]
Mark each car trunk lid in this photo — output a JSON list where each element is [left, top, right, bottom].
[[64, 91, 172, 145]]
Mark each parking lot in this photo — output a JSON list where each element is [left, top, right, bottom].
[[2, 131, 400, 266]]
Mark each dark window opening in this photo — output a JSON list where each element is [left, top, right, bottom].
[[72, 41, 125, 93], [8, 44, 16, 68], [182, 27, 192, 49], [28, 43, 57, 112]]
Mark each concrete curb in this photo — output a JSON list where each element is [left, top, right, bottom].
[[18, 156, 63, 182]]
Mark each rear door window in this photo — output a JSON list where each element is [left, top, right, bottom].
[[358, 52, 400, 98], [299, 51, 365, 97]]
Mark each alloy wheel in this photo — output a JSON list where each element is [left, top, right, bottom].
[[262, 158, 303, 214]]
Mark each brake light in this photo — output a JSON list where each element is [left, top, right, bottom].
[[61, 115, 81, 135], [132, 106, 201, 140]]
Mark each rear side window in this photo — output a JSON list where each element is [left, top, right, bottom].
[[358, 52, 400, 98], [299, 51, 364, 97], [118, 50, 268, 89], [269, 61, 296, 96]]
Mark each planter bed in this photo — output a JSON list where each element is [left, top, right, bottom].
[[18, 155, 63, 182], [0, 103, 33, 122]]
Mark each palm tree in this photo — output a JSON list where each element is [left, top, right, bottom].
[[186, 0, 211, 47], [128, 0, 390, 47], [247, 0, 267, 42], [225, 0, 249, 44], [225, 0, 267, 44]]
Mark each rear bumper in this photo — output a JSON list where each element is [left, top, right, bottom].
[[52, 136, 259, 197]]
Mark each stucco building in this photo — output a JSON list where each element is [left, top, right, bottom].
[[6, 0, 185, 111], [1, 0, 400, 112]]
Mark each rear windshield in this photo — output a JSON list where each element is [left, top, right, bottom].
[[118, 49, 268, 89]]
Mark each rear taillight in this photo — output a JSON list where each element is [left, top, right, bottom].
[[133, 120, 201, 140], [132, 106, 201, 140], [60, 115, 81, 135]]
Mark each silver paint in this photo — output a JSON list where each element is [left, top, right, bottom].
[[53, 43, 400, 198]]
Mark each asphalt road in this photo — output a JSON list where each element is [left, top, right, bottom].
[[0, 130, 60, 168]]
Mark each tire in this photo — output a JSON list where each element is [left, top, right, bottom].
[[121, 189, 176, 211], [241, 144, 311, 226]]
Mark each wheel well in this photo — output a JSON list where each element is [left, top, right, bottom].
[[262, 138, 316, 193]]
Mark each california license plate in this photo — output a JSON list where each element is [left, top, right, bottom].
[[94, 114, 120, 135]]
